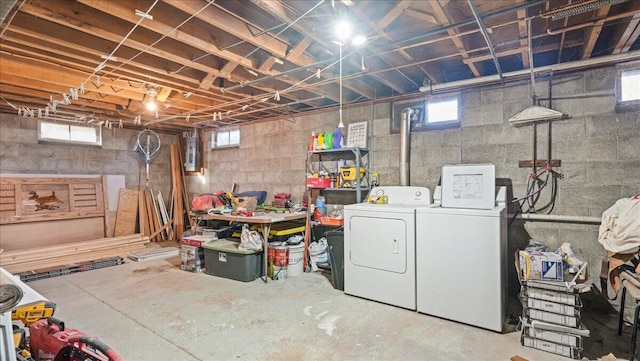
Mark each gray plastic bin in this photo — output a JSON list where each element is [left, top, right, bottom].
[[202, 239, 263, 282]]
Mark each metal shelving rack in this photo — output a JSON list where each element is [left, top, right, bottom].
[[306, 147, 370, 203]]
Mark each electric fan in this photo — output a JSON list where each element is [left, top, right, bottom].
[[134, 129, 161, 187]]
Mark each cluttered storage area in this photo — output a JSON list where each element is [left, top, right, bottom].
[[1, 1, 640, 360]]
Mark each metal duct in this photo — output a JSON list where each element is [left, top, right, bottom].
[[400, 108, 412, 186]]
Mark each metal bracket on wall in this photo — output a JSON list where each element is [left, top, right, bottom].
[[518, 159, 561, 168]]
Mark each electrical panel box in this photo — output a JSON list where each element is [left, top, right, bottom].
[[441, 164, 495, 209], [184, 136, 199, 172]]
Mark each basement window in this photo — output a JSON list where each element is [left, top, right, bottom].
[[391, 94, 460, 133], [616, 68, 640, 112], [211, 128, 240, 149], [620, 70, 640, 102], [38, 120, 102, 146]]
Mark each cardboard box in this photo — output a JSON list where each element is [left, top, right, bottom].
[[181, 235, 217, 247], [519, 250, 564, 281], [181, 244, 204, 272]]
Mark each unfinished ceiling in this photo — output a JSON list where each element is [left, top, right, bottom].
[[0, 0, 639, 132]]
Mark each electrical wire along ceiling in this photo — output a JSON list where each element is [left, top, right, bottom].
[[0, 0, 639, 132]]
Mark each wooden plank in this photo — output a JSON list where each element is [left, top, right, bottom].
[[138, 189, 146, 237], [157, 191, 172, 241], [149, 189, 164, 241], [1, 210, 106, 225], [2, 243, 148, 274], [0, 197, 15, 204], [0, 234, 148, 264], [113, 188, 139, 236], [0, 190, 16, 197], [0, 176, 102, 185], [0, 217, 105, 251], [145, 189, 161, 242], [74, 200, 98, 207], [68, 184, 76, 212]]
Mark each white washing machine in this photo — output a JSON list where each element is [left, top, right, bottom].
[[344, 186, 431, 310], [415, 205, 507, 332]]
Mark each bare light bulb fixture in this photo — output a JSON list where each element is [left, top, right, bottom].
[[145, 88, 158, 112], [334, 20, 366, 129]]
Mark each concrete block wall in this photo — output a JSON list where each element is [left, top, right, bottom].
[[0, 113, 176, 198], [199, 65, 639, 289]]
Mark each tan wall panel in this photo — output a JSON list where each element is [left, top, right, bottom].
[[0, 217, 105, 251]]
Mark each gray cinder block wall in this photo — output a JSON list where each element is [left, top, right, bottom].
[[199, 65, 639, 290], [0, 114, 176, 198]]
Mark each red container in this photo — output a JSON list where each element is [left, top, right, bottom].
[[306, 177, 331, 188]]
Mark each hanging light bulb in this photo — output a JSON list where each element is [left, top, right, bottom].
[[351, 35, 367, 47], [145, 88, 158, 111], [335, 20, 352, 41], [338, 41, 345, 128]]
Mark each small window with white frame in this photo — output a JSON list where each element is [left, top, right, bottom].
[[211, 128, 240, 149], [391, 94, 460, 133], [38, 119, 102, 146], [617, 67, 640, 111]]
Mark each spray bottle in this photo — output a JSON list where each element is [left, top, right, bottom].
[[309, 132, 316, 151]]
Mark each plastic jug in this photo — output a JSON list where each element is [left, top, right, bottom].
[[333, 127, 343, 149], [317, 133, 325, 150], [324, 132, 334, 150]]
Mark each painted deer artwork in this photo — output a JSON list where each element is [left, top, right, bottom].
[[28, 191, 64, 211]]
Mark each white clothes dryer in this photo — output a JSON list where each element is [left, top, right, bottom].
[[343, 186, 431, 310]]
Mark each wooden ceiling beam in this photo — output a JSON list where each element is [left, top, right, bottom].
[[20, 0, 221, 77], [0, 56, 144, 101], [250, 0, 376, 99], [164, 0, 288, 58], [77, 0, 329, 108], [612, 0, 640, 54], [350, 2, 437, 89], [582, 6, 611, 59], [515, 0, 530, 68], [462, 39, 583, 64], [429, 0, 481, 76], [75, 0, 253, 69], [17, 1, 322, 110], [377, 0, 413, 30], [287, 38, 312, 63], [403, 8, 438, 24], [4, 21, 208, 92], [0, 79, 128, 109]]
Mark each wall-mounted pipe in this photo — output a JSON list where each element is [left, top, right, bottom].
[[514, 213, 601, 224], [400, 108, 412, 186], [419, 50, 640, 93], [547, 9, 640, 35]]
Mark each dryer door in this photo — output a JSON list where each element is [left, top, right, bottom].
[[349, 215, 407, 273]]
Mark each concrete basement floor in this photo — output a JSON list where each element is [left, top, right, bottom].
[[25, 254, 635, 361]]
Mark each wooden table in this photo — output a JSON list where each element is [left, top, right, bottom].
[[192, 212, 307, 282]]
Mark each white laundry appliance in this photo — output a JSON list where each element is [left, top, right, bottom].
[[416, 164, 507, 332], [344, 186, 431, 310]]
